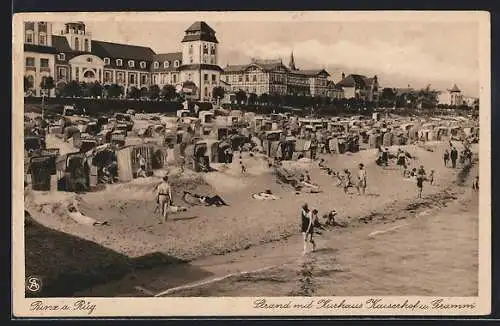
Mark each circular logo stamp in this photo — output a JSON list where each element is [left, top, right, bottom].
[[25, 276, 42, 293]]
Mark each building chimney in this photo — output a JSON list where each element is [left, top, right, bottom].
[[341, 72, 345, 79]]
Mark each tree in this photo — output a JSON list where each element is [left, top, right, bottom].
[[380, 87, 397, 107], [107, 84, 123, 98], [235, 90, 247, 105], [40, 76, 55, 97], [248, 93, 258, 105], [160, 85, 176, 101], [259, 93, 269, 106], [140, 87, 149, 99], [127, 86, 140, 99], [416, 84, 439, 109], [148, 84, 160, 100], [24, 76, 33, 93], [87, 81, 103, 98], [61, 80, 81, 98], [212, 86, 225, 103]]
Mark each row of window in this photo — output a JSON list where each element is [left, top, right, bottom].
[[25, 57, 49, 68], [25, 30, 47, 45], [188, 44, 217, 55], [224, 74, 268, 83]]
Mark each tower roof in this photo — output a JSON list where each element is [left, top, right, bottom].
[[182, 21, 218, 43], [185, 21, 215, 33], [449, 84, 461, 92], [289, 51, 296, 70]]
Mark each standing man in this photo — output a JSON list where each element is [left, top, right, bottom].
[[443, 149, 450, 167], [416, 165, 426, 198], [156, 175, 172, 223], [357, 163, 367, 195], [450, 147, 458, 169], [136, 153, 147, 178]]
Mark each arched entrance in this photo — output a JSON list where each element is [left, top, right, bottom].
[[83, 69, 97, 83]]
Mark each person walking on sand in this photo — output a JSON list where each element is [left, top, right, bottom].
[[416, 166, 426, 198], [450, 147, 458, 169], [300, 204, 316, 254], [357, 163, 367, 195], [472, 176, 479, 191], [343, 169, 353, 194], [397, 149, 407, 175], [156, 175, 172, 223], [429, 169, 435, 186], [443, 149, 450, 167]]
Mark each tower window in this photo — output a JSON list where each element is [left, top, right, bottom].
[[74, 37, 79, 50], [116, 59, 123, 66], [188, 45, 193, 54], [153, 62, 159, 69], [128, 60, 135, 68], [203, 44, 208, 54], [84, 39, 89, 52], [25, 30, 34, 43], [210, 45, 216, 55], [103, 57, 110, 65], [140, 61, 146, 69], [164, 61, 169, 68], [174, 60, 180, 67], [58, 53, 65, 61]]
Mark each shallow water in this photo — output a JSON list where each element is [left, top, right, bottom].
[[166, 193, 478, 297]]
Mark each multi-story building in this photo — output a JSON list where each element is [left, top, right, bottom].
[[24, 22, 57, 96], [336, 73, 380, 101], [23, 20, 222, 101], [221, 58, 289, 96], [438, 84, 464, 106], [220, 52, 333, 99]]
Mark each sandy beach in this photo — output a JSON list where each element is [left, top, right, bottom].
[[25, 139, 479, 297]]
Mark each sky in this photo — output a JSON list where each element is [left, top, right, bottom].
[[52, 20, 480, 96]]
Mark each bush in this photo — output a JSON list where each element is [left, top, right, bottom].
[[24, 97, 182, 115]]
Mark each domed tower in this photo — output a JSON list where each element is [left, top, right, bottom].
[[61, 21, 92, 52]]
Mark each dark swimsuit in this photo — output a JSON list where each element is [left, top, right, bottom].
[[301, 210, 313, 234]]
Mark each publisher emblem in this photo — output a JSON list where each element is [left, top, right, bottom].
[[26, 276, 42, 293]]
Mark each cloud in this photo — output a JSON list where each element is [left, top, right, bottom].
[[225, 38, 478, 92]]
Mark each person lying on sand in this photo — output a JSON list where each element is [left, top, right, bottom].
[[252, 189, 280, 200], [183, 191, 229, 207]]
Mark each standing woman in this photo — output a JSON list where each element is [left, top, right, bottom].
[[301, 204, 316, 254]]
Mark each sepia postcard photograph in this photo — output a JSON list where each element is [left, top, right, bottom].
[[12, 11, 491, 317]]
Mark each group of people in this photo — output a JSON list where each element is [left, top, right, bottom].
[[300, 204, 343, 254], [153, 174, 230, 223], [319, 160, 367, 195]]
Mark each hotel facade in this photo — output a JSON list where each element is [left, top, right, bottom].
[[23, 20, 369, 103], [221, 53, 344, 99], [23, 21, 223, 101]]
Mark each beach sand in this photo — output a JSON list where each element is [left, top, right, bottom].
[[25, 140, 479, 296]]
